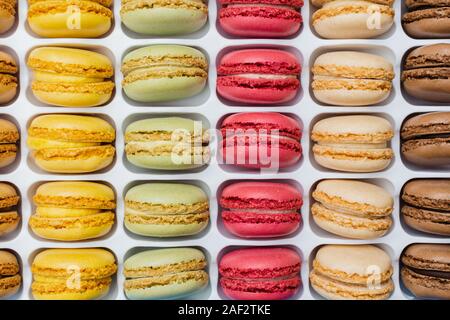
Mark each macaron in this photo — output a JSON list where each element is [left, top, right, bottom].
[[0, 250, 20, 298], [0, 51, 17, 104], [402, 179, 450, 236], [402, 44, 450, 103], [125, 117, 209, 170], [401, 112, 450, 167], [402, 0, 450, 38], [29, 181, 116, 241], [27, 114, 115, 173], [121, 0, 208, 35], [219, 181, 302, 238], [311, 115, 394, 172], [121, 45, 208, 103], [401, 244, 450, 300], [217, 49, 301, 104], [0, 118, 19, 169], [27, 47, 115, 107], [0, 0, 15, 34], [312, 180, 393, 239], [310, 245, 394, 300], [27, 0, 113, 38], [219, 247, 301, 300], [311, 0, 395, 39], [0, 183, 19, 237], [312, 51, 394, 106], [124, 248, 209, 300], [219, 0, 303, 38], [220, 112, 302, 169], [124, 183, 209, 237], [31, 248, 117, 300]]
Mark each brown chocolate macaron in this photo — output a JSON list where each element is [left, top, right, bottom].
[[401, 244, 450, 300], [402, 44, 450, 103], [0, 250, 20, 298], [402, 179, 450, 235], [402, 0, 450, 38], [401, 112, 450, 167]]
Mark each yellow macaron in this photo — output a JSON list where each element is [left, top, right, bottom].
[[27, 114, 115, 173], [27, 0, 113, 38], [29, 181, 115, 241], [31, 248, 117, 300], [27, 47, 114, 107]]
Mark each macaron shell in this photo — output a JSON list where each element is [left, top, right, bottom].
[[313, 245, 393, 285], [0, 1, 15, 34], [313, 147, 392, 172], [125, 274, 208, 300], [402, 179, 450, 211], [28, 10, 112, 38], [403, 15, 450, 38], [0, 274, 20, 298], [0, 211, 19, 236], [313, 179, 393, 217], [219, 6, 301, 37], [33, 146, 115, 173], [313, 2, 394, 39], [312, 203, 392, 239], [221, 279, 300, 300], [402, 205, 450, 236], [125, 219, 208, 237], [313, 87, 390, 106], [32, 248, 116, 273], [126, 151, 208, 170], [217, 81, 299, 105], [123, 75, 207, 102], [31, 278, 111, 300], [121, 3, 207, 35], [31, 88, 113, 108], [402, 139, 450, 167], [403, 78, 450, 102], [401, 267, 450, 300], [310, 270, 394, 300], [30, 212, 114, 241]]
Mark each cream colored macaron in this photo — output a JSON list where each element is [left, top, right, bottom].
[[310, 244, 394, 300], [312, 180, 393, 239], [312, 51, 394, 106], [311, 115, 394, 172]]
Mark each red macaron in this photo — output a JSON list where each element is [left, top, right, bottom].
[[219, 247, 302, 300], [220, 181, 302, 238], [217, 49, 301, 105], [220, 112, 302, 169], [219, 0, 303, 38]]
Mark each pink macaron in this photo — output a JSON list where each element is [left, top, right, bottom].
[[219, 247, 302, 300], [220, 112, 302, 169], [220, 181, 302, 238], [217, 49, 301, 105], [219, 0, 303, 38]]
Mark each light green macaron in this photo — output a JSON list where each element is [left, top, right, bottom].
[[124, 183, 210, 237], [124, 248, 209, 300], [120, 0, 208, 35], [125, 117, 210, 170], [121, 45, 208, 102]]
